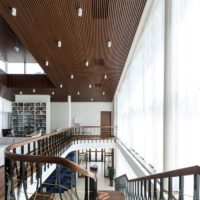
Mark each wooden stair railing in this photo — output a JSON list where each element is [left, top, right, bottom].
[[4, 126, 116, 200], [115, 165, 200, 200]]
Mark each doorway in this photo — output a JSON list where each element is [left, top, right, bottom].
[[100, 111, 111, 136]]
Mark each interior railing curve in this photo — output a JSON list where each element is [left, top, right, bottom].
[[4, 126, 116, 200]]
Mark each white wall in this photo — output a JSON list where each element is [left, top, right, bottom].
[[50, 102, 68, 131], [15, 95, 50, 133], [71, 102, 112, 126], [50, 102, 113, 131], [0, 97, 12, 137]]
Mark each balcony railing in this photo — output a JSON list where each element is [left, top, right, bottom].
[[4, 126, 117, 200], [115, 165, 200, 200]]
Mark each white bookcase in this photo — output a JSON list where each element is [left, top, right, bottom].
[[11, 102, 47, 136]]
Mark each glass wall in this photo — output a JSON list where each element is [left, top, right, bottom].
[[26, 63, 44, 74], [170, 0, 200, 168], [116, 0, 200, 174], [0, 60, 44, 74], [7, 63, 24, 74], [116, 0, 165, 172]]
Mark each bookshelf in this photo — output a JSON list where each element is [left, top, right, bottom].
[[11, 102, 47, 136]]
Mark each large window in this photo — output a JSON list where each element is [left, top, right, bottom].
[[115, 0, 200, 175], [170, 0, 200, 168], [5, 62, 44, 74], [116, 0, 165, 172], [26, 63, 44, 74], [7, 63, 24, 74]]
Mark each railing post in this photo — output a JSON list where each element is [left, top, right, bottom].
[[89, 178, 97, 200], [194, 174, 200, 200], [5, 158, 16, 200], [168, 177, 173, 200], [160, 178, 164, 200], [144, 180, 147, 200], [148, 179, 152, 200], [85, 176, 88, 200], [153, 179, 157, 200], [179, 176, 184, 200]]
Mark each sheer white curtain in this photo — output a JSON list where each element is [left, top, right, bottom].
[[170, 0, 200, 168], [117, 0, 164, 172]]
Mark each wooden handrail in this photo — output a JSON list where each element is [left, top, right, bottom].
[[5, 150, 96, 180], [4, 126, 116, 182], [115, 165, 200, 183]]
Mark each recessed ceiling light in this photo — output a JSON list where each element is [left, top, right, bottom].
[[19, 91, 22, 95], [52, 91, 55, 95], [45, 60, 49, 66], [33, 89, 36, 93], [57, 40, 62, 48], [60, 84, 63, 88], [107, 41, 112, 48], [102, 91, 105, 95], [104, 74, 107, 79], [70, 74, 74, 79], [91, 98, 93, 101], [78, 8, 83, 17], [77, 91, 80, 95], [89, 84, 92, 88], [14, 46, 19, 52], [85, 61, 89, 67], [11, 7, 17, 16]]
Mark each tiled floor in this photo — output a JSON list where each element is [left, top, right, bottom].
[[76, 161, 115, 200]]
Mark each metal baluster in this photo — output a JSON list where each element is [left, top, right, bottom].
[[33, 141, 36, 155], [17, 146, 24, 199], [194, 174, 200, 200], [89, 178, 97, 200], [133, 182, 136, 199], [21, 162, 29, 200], [141, 180, 143, 200], [5, 158, 16, 200], [43, 139, 47, 171], [168, 177, 173, 200], [160, 178, 164, 200], [153, 179, 157, 200], [56, 164, 63, 200], [46, 138, 48, 166], [34, 163, 41, 200], [127, 181, 130, 200], [179, 176, 184, 200], [85, 176, 88, 200], [13, 148, 20, 187], [137, 181, 140, 200], [144, 180, 147, 200], [148, 179, 152, 200]]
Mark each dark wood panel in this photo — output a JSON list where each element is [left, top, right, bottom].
[[7, 74, 55, 88]]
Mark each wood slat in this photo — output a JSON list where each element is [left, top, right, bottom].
[[0, 0, 146, 101]]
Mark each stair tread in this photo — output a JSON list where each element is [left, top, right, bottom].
[[97, 191, 125, 200]]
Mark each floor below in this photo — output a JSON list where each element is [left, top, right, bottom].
[[0, 166, 5, 200], [76, 161, 115, 199]]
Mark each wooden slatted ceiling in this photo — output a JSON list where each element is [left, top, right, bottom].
[[0, 0, 146, 102]]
